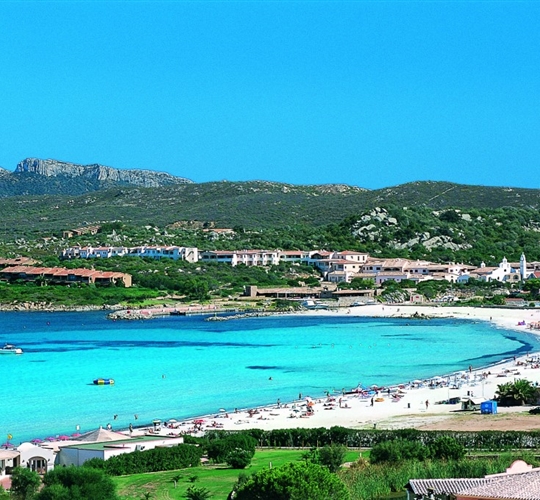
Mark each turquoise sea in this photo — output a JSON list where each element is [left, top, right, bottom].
[[1, 311, 539, 444]]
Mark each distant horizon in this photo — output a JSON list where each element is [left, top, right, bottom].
[[1, 155, 538, 192], [1, 2, 538, 190]]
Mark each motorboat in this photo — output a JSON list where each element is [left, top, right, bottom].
[[0, 343, 23, 354]]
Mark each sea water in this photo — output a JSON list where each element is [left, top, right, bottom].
[[1, 311, 539, 444]]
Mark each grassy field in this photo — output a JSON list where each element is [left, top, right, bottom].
[[113, 448, 364, 500]]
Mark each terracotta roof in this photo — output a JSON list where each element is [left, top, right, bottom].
[[409, 478, 488, 495], [458, 470, 540, 499], [337, 251, 368, 255]]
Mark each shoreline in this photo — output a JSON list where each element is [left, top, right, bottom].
[[123, 304, 540, 438], [5, 303, 540, 443]]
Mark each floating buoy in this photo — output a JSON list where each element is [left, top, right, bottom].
[[93, 378, 114, 385]]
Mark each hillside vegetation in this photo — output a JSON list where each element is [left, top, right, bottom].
[[1, 180, 540, 239]]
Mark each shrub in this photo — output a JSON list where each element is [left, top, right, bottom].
[[318, 444, 348, 473], [206, 434, 256, 464], [370, 439, 429, 464], [429, 436, 466, 460], [233, 461, 350, 500], [226, 448, 253, 469]]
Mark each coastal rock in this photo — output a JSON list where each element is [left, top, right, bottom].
[[16, 158, 192, 188]]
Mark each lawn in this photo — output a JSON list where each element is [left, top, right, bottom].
[[113, 448, 364, 499]]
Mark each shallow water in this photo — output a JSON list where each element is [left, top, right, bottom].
[[1, 311, 538, 444]]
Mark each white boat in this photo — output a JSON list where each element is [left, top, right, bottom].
[[0, 344, 23, 354], [301, 300, 329, 310]]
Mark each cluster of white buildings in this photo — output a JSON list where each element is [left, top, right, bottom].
[[60, 245, 540, 286]]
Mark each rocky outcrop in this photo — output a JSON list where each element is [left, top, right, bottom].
[[15, 158, 192, 188]]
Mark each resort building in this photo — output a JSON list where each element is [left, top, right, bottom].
[[62, 224, 101, 239], [0, 266, 132, 287], [58, 241, 540, 288], [0, 442, 56, 477], [62, 245, 199, 263], [0, 257, 37, 268], [0, 427, 185, 485], [460, 257, 522, 283], [56, 430, 184, 467]]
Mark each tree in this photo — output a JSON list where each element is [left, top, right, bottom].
[[429, 436, 466, 460], [233, 461, 350, 500], [10, 467, 41, 500], [318, 444, 348, 473], [206, 434, 256, 464], [226, 448, 253, 469], [369, 439, 429, 464], [36, 467, 119, 500], [185, 486, 211, 500], [496, 379, 540, 406], [303, 444, 347, 473]]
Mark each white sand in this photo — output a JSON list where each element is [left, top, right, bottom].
[[138, 305, 540, 437]]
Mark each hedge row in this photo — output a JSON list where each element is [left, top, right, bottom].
[[84, 444, 202, 475], [209, 427, 540, 451]]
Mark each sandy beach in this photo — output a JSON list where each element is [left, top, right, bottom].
[[146, 304, 540, 436]]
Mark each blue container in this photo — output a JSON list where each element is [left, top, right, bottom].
[[480, 400, 497, 414]]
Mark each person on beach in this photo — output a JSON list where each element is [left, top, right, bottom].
[[370, 397, 374, 406], [425, 400, 429, 410], [129, 423, 133, 434]]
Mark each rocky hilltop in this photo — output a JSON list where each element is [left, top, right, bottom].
[[0, 158, 192, 197], [16, 158, 192, 187]]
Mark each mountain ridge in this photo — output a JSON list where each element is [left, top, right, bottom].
[[0, 158, 192, 196]]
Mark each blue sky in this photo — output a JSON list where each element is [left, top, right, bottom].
[[0, 1, 538, 189]]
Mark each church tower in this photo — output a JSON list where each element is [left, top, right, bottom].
[[520, 252, 527, 281]]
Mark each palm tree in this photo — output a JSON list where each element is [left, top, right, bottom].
[[185, 485, 212, 500], [496, 379, 539, 406]]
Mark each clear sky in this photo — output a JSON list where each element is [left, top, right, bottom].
[[0, 1, 538, 190]]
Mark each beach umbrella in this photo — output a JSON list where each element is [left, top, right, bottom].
[[45, 436, 56, 441], [1, 442, 12, 448], [71, 433, 81, 438], [219, 408, 226, 412], [58, 435, 71, 441], [31, 438, 44, 444], [194, 419, 205, 424], [168, 418, 178, 423]]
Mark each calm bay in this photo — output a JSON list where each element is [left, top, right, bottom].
[[1, 311, 539, 444]]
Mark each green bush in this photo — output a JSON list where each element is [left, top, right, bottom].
[[206, 434, 257, 464], [370, 439, 429, 464], [37, 467, 118, 500], [429, 436, 466, 460], [233, 461, 350, 500], [226, 448, 253, 469]]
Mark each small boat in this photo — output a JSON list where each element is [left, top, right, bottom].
[[0, 344, 23, 355], [93, 378, 115, 385]]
